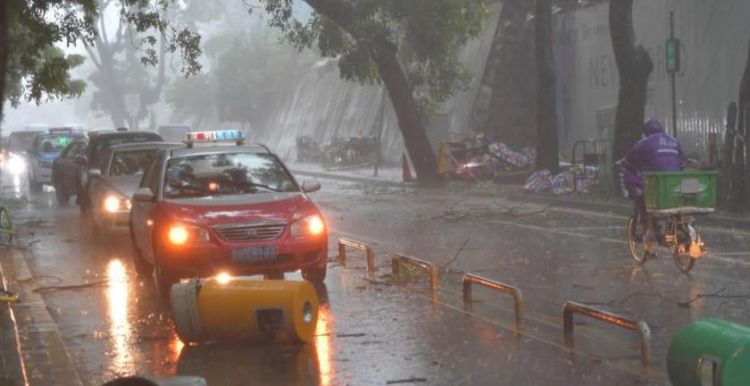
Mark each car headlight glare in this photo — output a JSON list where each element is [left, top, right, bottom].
[[168, 225, 189, 245], [167, 224, 210, 246], [290, 214, 326, 238], [6, 157, 25, 174], [103, 195, 131, 213]]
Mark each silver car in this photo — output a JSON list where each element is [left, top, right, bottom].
[[86, 142, 184, 235]]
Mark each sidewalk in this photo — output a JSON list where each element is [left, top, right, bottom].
[[0, 247, 83, 386], [0, 259, 25, 386], [291, 163, 750, 229]]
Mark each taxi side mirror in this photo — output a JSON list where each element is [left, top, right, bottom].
[[301, 179, 321, 193], [133, 187, 155, 202], [88, 169, 102, 178]]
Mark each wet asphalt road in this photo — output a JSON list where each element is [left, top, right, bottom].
[[5, 174, 750, 385]]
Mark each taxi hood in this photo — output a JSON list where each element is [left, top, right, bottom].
[[162, 192, 316, 227]]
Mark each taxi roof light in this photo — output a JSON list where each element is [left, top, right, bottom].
[[184, 130, 245, 148]]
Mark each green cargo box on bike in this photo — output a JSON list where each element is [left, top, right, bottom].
[[643, 170, 718, 215]]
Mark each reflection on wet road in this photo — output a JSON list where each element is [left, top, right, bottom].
[[105, 259, 131, 375], [6, 176, 750, 385], [315, 306, 334, 386]]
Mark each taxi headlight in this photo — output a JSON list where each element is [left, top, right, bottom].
[[290, 214, 326, 238], [103, 194, 131, 213], [167, 224, 210, 246]]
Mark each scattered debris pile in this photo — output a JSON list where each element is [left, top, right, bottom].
[[439, 134, 536, 181], [524, 164, 601, 195], [296, 136, 379, 170]]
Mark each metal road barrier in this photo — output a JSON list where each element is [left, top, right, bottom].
[[562, 301, 651, 365], [667, 318, 750, 386], [391, 253, 438, 290], [338, 238, 375, 276], [0, 207, 16, 245], [462, 273, 524, 325]]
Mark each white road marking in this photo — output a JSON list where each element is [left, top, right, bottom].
[[488, 219, 750, 268], [551, 225, 626, 231]]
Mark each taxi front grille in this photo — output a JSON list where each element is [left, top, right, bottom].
[[214, 224, 286, 242]]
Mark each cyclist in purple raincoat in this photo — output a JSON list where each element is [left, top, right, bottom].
[[621, 118, 686, 227]]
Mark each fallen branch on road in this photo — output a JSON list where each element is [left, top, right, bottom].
[[33, 279, 110, 293], [439, 236, 470, 271], [677, 288, 750, 308], [386, 378, 427, 385]]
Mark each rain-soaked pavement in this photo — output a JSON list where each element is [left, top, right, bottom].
[[3, 173, 750, 385]]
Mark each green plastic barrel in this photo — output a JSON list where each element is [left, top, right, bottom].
[[667, 319, 750, 386]]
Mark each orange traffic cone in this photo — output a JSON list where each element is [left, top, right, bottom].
[[402, 153, 413, 182]]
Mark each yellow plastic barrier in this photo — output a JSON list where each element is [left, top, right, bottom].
[[170, 278, 319, 344]]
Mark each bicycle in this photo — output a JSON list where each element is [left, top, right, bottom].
[[627, 207, 706, 273], [620, 166, 717, 274]]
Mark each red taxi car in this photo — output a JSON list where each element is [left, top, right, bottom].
[[129, 130, 327, 293]]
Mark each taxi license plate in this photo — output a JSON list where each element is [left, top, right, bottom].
[[232, 246, 278, 263]]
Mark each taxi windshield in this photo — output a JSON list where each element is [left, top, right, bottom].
[[109, 149, 163, 176], [164, 152, 297, 198], [35, 133, 76, 153]]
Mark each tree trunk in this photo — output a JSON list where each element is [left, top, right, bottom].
[[0, 1, 9, 126], [733, 37, 750, 210], [534, 0, 558, 173], [609, 0, 653, 161], [303, 0, 439, 181], [474, 0, 536, 148]]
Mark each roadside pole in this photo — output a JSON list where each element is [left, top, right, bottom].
[[374, 87, 387, 177], [666, 11, 680, 138]]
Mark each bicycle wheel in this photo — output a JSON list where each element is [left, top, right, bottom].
[[628, 214, 650, 264], [672, 223, 696, 273]]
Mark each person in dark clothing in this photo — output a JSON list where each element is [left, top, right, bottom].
[[619, 118, 686, 249]]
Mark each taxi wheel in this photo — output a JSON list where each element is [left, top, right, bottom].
[[77, 186, 89, 213], [154, 261, 180, 296], [132, 246, 153, 278], [302, 264, 327, 283]]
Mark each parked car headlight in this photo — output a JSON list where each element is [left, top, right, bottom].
[[6, 156, 25, 175], [103, 194, 131, 213], [167, 223, 210, 246], [290, 214, 326, 238]]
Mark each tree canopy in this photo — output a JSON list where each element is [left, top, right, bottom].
[[261, 0, 490, 114], [1, 0, 201, 121]]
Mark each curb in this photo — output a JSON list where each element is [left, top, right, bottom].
[[291, 169, 405, 188], [507, 193, 750, 229], [1, 248, 83, 386]]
